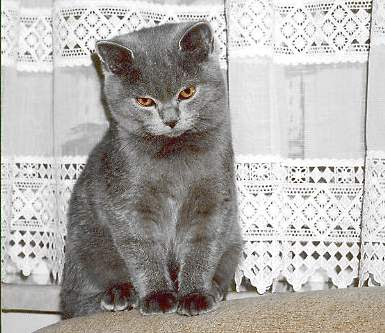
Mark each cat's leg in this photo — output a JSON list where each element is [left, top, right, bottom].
[[61, 256, 105, 318], [176, 236, 223, 316], [61, 243, 137, 317], [124, 240, 177, 315], [83, 240, 139, 312], [61, 283, 137, 318], [127, 240, 177, 315], [211, 242, 243, 302], [107, 222, 177, 315], [175, 243, 241, 316], [176, 183, 241, 316]]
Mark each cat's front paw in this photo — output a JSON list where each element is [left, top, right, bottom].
[[140, 291, 177, 315], [101, 283, 138, 312], [177, 292, 217, 316]]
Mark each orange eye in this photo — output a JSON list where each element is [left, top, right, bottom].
[[136, 97, 155, 107], [178, 86, 196, 100]]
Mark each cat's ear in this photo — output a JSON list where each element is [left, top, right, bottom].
[[178, 21, 214, 61], [95, 41, 134, 75]]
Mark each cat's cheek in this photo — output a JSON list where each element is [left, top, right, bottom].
[[111, 108, 144, 133]]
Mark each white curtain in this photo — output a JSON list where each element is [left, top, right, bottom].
[[1, 0, 384, 292]]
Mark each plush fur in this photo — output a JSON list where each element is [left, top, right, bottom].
[[60, 21, 242, 318]]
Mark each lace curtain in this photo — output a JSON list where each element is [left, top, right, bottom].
[[1, 0, 384, 293]]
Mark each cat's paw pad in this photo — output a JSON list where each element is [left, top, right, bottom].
[[177, 292, 216, 316], [101, 283, 137, 312], [140, 291, 177, 315]]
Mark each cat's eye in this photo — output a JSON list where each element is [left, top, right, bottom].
[[136, 97, 155, 107], [178, 86, 196, 100]]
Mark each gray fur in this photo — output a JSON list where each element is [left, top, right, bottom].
[[60, 21, 242, 318]]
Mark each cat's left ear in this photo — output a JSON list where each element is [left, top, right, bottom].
[[95, 40, 134, 76], [179, 21, 214, 61]]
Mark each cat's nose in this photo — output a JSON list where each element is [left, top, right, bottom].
[[165, 120, 177, 129]]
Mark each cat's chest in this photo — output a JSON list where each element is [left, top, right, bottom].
[[131, 151, 222, 222], [166, 196, 181, 231]]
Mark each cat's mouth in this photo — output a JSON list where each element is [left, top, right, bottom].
[[146, 124, 191, 138], [164, 130, 186, 138], [157, 126, 190, 138]]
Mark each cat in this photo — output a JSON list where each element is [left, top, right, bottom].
[[60, 21, 242, 318]]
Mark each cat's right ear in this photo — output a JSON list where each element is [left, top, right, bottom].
[[95, 41, 134, 76], [179, 21, 214, 62]]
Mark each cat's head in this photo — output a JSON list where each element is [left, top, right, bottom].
[[95, 21, 226, 139]]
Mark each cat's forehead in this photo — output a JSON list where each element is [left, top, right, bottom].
[[130, 57, 197, 99], [112, 23, 187, 54], [113, 24, 201, 96]]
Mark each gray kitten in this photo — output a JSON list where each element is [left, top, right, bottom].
[[60, 21, 242, 318]]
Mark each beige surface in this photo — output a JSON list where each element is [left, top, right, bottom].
[[36, 287, 385, 333]]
